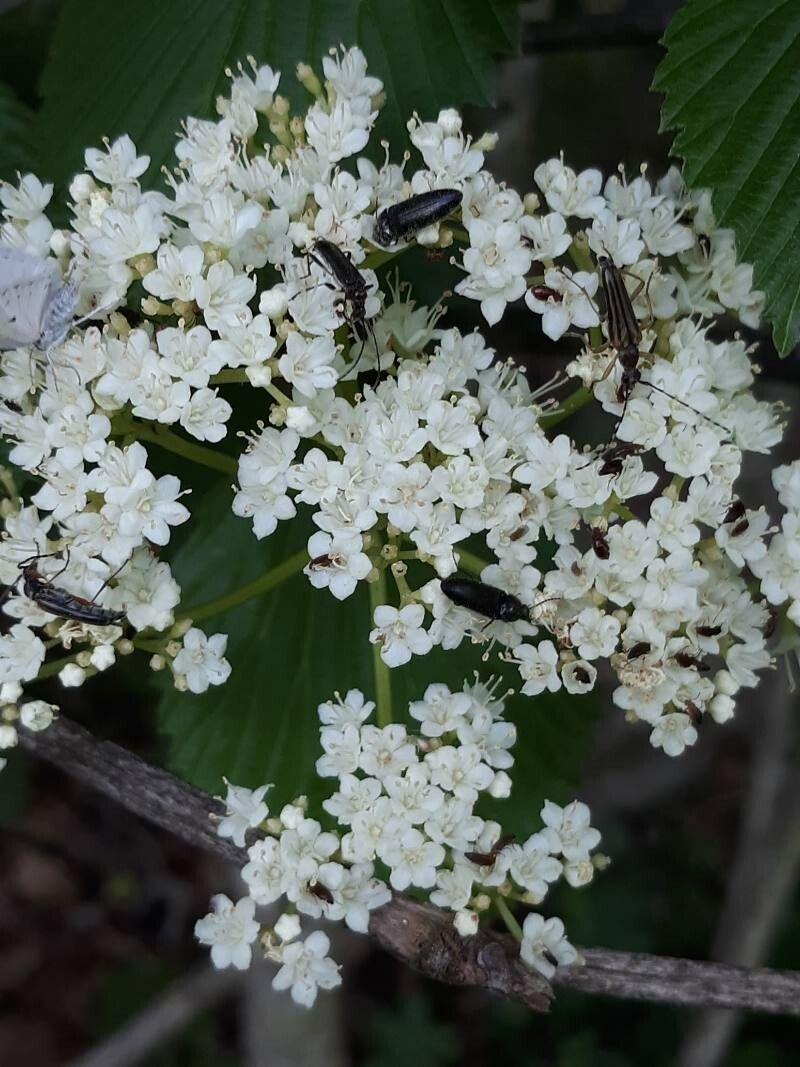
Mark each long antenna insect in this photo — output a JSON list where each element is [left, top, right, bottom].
[[595, 255, 729, 435], [304, 239, 381, 381]]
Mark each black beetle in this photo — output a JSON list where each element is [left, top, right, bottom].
[[440, 576, 529, 623], [374, 189, 462, 247]]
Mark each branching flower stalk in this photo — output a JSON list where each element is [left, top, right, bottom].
[[0, 44, 798, 1004]]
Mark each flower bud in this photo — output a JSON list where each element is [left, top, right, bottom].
[[454, 909, 478, 937], [90, 644, 116, 671], [709, 693, 735, 723], [296, 62, 323, 97], [437, 108, 462, 135], [247, 365, 273, 389], [0, 724, 18, 748], [282, 406, 312, 435], [523, 192, 541, 214], [714, 669, 739, 696], [274, 912, 301, 942], [69, 173, 96, 203], [60, 664, 86, 687], [488, 770, 512, 799], [20, 701, 56, 732], [150, 654, 166, 672], [0, 682, 22, 704]]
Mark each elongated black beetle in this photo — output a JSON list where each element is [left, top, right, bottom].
[[440, 576, 529, 624], [596, 254, 728, 431], [374, 189, 462, 247], [8, 553, 126, 626], [306, 238, 378, 376]]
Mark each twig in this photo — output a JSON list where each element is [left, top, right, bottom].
[[17, 715, 800, 1016], [679, 686, 800, 1066], [67, 964, 243, 1067]]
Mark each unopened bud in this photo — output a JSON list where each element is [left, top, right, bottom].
[[149, 654, 166, 672], [296, 62, 323, 97]]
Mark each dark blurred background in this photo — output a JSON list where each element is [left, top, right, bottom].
[[1, 1, 799, 1065]]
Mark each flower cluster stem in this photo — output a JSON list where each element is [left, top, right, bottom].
[[112, 416, 236, 475], [495, 893, 524, 943], [540, 386, 592, 429], [178, 550, 309, 622], [369, 571, 393, 728]]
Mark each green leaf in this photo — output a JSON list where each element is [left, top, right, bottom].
[[156, 485, 597, 825], [37, 0, 519, 189], [653, 0, 800, 354], [0, 83, 38, 182]]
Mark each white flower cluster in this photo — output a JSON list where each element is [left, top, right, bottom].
[[195, 678, 601, 1005], [0, 42, 794, 761], [752, 460, 800, 632]]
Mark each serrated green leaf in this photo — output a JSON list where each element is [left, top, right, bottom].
[[37, 0, 519, 190], [653, 0, 800, 354], [0, 83, 38, 182], [156, 485, 597, 824]]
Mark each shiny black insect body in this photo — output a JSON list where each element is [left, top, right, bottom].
[[440, 576, 529, 624], [591, 527, 610, 560], [627, 641, 651, 660], [597, 254, 643, 405], [308, 239, 369, 345], [464, 833, 515, 867], [696, 624, 723, 638], [683, 701, 703, 727], [675, 650, 708, 671], [19, 561, 125, 626], [598, 441, 642, 477], [308, 881, 334, 905], [374, 189, 462, 247], [597, 256, 728, 432]]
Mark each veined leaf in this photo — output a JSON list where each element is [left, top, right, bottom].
[[654, 0, 800, 354], [0, 83, 37, 182], [37, 0, 519, 189], [155, 485, 597, 826]]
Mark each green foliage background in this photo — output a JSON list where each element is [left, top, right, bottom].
[[0, 2, 798, 1064]]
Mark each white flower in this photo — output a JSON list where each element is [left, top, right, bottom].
[[514, 640, 561, 696], [409, 683, 471, 737], [570, 607, 620, 660], [85, 134, 149, 185], [19, 699, 57, 732], [520, 913, 580, 979], [305, 530, 372, 600], [455, 219, 531, 325], [378, 826, 445, 890], [172, 629, 231, 693], [195, 894, 259, 970], [540, 800, 600, 861], [519, 211, 571, 259], [272, 929, 341, 1007], [506, 832, 562, 900], [649, 712, 698, 757], [534, 158, 604, 217], [0, 624, 46, 683], [370, 603, 433, 667], [241, 838, 284, 904], [278, 332, 338, 398], [525, 267, 600, 340], [217, 782, 271, 847]]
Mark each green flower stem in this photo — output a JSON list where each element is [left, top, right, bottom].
[[35, 652, 80, 681], [540, 386, 592, 429], [457, 549, 488, 577], [133, 638, 167, 654], [210, 369, 250, 385], [178, 549, 309, 623], [369, 571, 393, 728], [362, 247, 405, 270], [495, 894, 524, 943], [112, 416, 236, 475]]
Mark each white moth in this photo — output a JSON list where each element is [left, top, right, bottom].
[[0, 244, 79, 352]]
